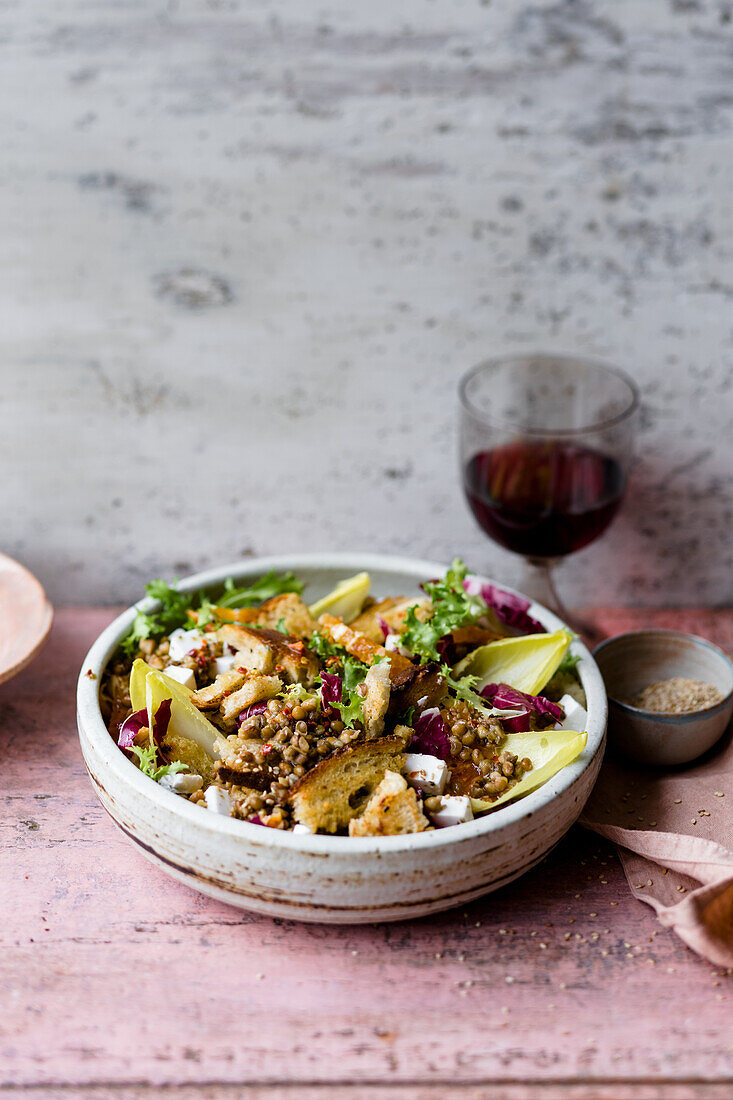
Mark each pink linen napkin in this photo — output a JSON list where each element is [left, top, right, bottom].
[[580, 722, 733, 965]]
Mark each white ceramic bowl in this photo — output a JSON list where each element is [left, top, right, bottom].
[[77, 554, 607, 924]]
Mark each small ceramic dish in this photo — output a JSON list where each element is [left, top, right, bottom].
[[77, 554, 607, 924], [593, 629, 733, 766], [0, 552, 53, 685]]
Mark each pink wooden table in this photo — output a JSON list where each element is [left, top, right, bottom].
[[2, 608, 733, 1100]]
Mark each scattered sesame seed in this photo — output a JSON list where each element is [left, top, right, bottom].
[[499, 929, 507, 935], [475, 922, 482, 927], [560, 982, 567, 989], [667, 967, 676, 973], [647, 880, 653, 887], [662, 869, 668, 875], [590, 912, 597, 918], [677, 885, 687, 893], [505, 976, 514, 984], [649, 821, 657, 827], [717, 994, 724, 1001], [540, 943, 547, 950], [601, 950, 609, 957], [530, 931, 537, 937], [714, 792, 724, 797], [501, 1006, 509, 1014], [691, 819, 697, 825], [255, 973, 264, 980], [674, 799, 682, 804], [626, 952, 634, 958], [591, 933, 600, 940], [548, 1003, 556, 1009], [458, 954, 465, 962], [574, 894, 580, 899], [610, 901, 618, 907], [569, 918, 575, 924], [459, 989, 468, 997], [624, 942, 631, 949], [352, 950, 358, 956], [635, 883, 645, 889], [435, 952, 442, 959]]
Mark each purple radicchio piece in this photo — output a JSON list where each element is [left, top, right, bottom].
[[410, 706, 451, 760], [238, 701, 269, 728], [480, 683, 564, 733], [464, 578, 544, 635], [320, 671, 343, 709], [117, 708, 147, 749]]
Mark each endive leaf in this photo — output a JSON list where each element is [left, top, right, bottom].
[[470, 729, 587, 813], [309, 572, 371, 623], [145, 669, 220, 759], [129, 658, 160, 712], [453, 630, 571, 696]]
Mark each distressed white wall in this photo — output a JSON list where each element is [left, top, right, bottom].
[[2, 0, 732, 606]]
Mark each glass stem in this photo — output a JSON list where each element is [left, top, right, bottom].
[[519, 557, 606, 648]]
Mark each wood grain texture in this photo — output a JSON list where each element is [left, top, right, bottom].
[[2, 0, 732, 608], [1, 608, 732, 1097]]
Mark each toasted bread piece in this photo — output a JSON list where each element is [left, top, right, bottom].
[[362, 660, 391, 738], [348, 770, 429, 836], [255, 593, 316, 638], [351, 597, 432, 642], [288, 736, 406, 833], [214, 734, 273, 790], [389, 663, 447, 716], [317, 614, 415, 688], [438, 624, 503, 665], [220, 673, 283, 722], [217, 625, 318, 684], [191, 668, 246, 709], [158, 731, 216, 786]]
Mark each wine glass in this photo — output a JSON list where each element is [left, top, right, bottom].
[[459, 354, 639, 645]]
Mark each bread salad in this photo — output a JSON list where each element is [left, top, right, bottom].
[[100, 560, 588, 835]]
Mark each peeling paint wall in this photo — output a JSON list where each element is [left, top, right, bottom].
[[2, 0, 732, 605]]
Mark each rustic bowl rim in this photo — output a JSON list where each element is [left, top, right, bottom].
[[593, 628, 733, 724], [77, 553, 607, 854]]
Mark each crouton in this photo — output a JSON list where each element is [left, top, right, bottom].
[[361, 660, 391, 738], [348, 770, 429, 836], [351, 597, 431, 642], [216, 625, 318, 684], [438, 624, 502, 665], [191, 668, 246, 709], [317, 614, 415, 688], [158, 731, 216, 786], [213, 735, 274, 790], [288, 736, 406, 833], [254, 593, 316, 638], [389, 663, 447, 716], [220, 673, 283, 722]]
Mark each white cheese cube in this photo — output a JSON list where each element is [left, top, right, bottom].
[[557, 693, 588, 731], [211, 654, 238, 678], [158, 771, 203, 795], [167, 628, 206, 662], [403, 753, 450, 797], [292, 823, 314, 835], [430, 796, 474, 828], [204, 786, 234, 816], [162, 664, 197, 691]]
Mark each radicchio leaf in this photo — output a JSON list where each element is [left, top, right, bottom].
[[118, 708, 147, 749], [378, 616, 390, 641], [238, 701, 268, 727], [480, 682, 564, 733], [320, 671, 343, 709], [464, 578, 544, 635], [248, 814, 266, 826], [410, 707, 450, 760], [152, 697, 172, 746]]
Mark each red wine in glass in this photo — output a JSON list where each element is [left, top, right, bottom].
[[464, 439, 626, 559]]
